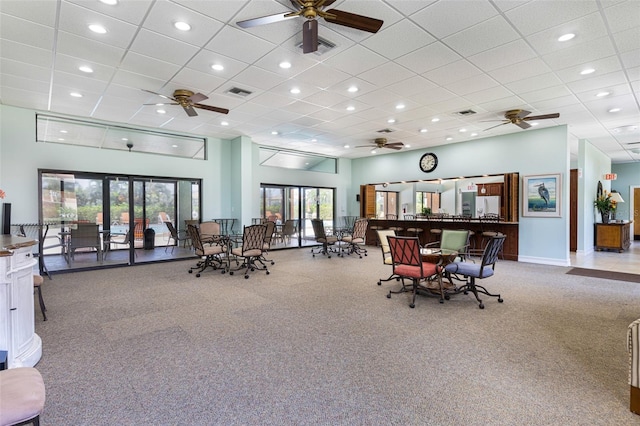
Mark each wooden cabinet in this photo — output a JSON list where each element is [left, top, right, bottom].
[[595, 222, 631, 252], [477, 183, 503, 197], [0, 236, 41, 368]]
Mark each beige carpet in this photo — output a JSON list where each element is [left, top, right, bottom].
[[34, 249, 640, 425]]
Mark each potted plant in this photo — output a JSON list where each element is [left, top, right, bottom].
[[594, 191, 613, 223]]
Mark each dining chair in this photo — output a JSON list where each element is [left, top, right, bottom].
[[423, 229, 471, 262], [67, 223, 102, 265], [164, 222, 190, 252], [340, 218, 368, 258], [103, 230, 136, 260], [199, 221, 221, 244], [443, 234, 506, 309], [386, 236, 443, 308], [187, 224, 227, 277], [376, 229, 397, 286], [278, 219, 298, 244], [229, 224, 269, 279], [260, 220, 276, 265], [310, 219, 338, 258]]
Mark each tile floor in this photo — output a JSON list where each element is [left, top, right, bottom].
[[571, 240, 639, 274]]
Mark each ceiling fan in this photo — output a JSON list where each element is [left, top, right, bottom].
[[142, 89, 229, 117], [483, 109, 560, 131], [236, 0, 384, 54], [356, 138, 404, 152]]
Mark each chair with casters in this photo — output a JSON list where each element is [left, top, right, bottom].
[[376, 229, 397, 286], [103, 230, 135, 260], [260, 220, 276, 265], [424, 229, 471, 262], [310, 219, 339, 258], [229, 224, 269, 279], [67, 223, 102, 265], [187, 224, 227, 277], [164, 222, 190, 253], [340, 218, 368, 258], [199, 221, 221, 245], [443, 234, 506, 309], [33, 275, 47, 321], [386, 214, 403, 235], [386, 236, 445, 308], [277, 219, 298, 244], [0, 367, 46, 426]]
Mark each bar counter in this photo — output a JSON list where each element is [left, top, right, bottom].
[[366, 218, 519, 261]]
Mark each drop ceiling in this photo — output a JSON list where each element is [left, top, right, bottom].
[[0, 0, 638, 163]]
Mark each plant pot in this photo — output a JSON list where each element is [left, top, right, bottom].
[[601, 211, 610, 224]]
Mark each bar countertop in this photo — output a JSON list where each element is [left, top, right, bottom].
[[0, 235, 37, 256]]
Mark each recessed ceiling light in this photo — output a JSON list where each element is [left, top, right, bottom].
[[470, 132, 478, 137], [78, 66, 93, 73], [431, 118, 440, 122], [156, 109, 166, 114], [404, 144, 411, 148], [459, 128, 467, 133], [70, 92, 82, 98], [446, 137, 453, 141], [396, 104, 405, 110], [221, 121, 229, 126], [387, 118, 396, 124], [60, 130, 68, 134], [420, 128, 428, 133], [88, 24, 107, 34], [122, 138, 128, 141], [172, 144, 178, 148], [596, 91, 610, 97], [346, 106, 355, 111], [211, 64, 224, 71], [290, 88, 301, 94], [348, 86, 358, 93], [344, 144, 350, 148], [580, 68, 595, 75], [311, 139, 317, 142], [608, 108, 621, 113], [174, 21, 191, 31], [558, 33, 575, 42], [279, 61, 292, 69], [371, 149, 377, 154], [57, 138, 65, 141], [99, 0, 118, 5], [271, 131, 278, 135], [530, 122, 539, 126]]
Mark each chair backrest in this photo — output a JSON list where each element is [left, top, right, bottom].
[[165, 221, 178, 239], [133, 219, 148, 240], [96, 212, 103, 225], [479, 234, 506, 275], [242, 224, 267, 252], [158, 212, 170, 223], [267, 215, 278, 223], [282, 219, 297, 236], [311, 219, 327, 240], [387, 236, 425, 275], [404, 214, 415, 220], [439, 229, 470, 252], [70, 224, 100, 249], [351, 218, 368, 240], [263, 220, 276, 245], [376, 229, 396, 262], [120, 212, 130, 225], [187, 224, 205, 254], [200, 221, 220, 236]]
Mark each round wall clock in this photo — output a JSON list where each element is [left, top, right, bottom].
[[419, 152, 438, 173]]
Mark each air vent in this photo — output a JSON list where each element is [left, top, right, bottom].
[[297, 37, 336, 55], [376, 128, 394, 134], [455, 109, 476, 116], [226, 87, 252, 97]]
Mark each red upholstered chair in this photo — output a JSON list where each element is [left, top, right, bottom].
[[386, 236, 442, 308]]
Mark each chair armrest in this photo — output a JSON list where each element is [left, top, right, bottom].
[[423, 241, 439, 248]]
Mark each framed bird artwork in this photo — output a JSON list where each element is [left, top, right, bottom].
[[522, 173, 562, 218]]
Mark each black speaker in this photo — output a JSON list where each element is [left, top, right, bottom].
[[356, 194, 360, 202], [2, 203, 11, 235]]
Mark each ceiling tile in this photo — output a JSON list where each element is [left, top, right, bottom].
[[395, 42, 462, 75], [361, 20, 435, 60], [0, 0, 57, 26], [542, 36, 615, 70], [423, 60, 483, 86], [603, 0, 640, 32], [129, 29, 200, 66], [411, 0, 498, 39], [505, 0, 599, 36], [205, 26, 277, 64], [468, 39, 538, 72], [323, 44, 388, 76], [66, 0, 153, 26], [358, 62, 415, 87], [58, 2, 138, 49], [443, 16, 520, 57], [525, 12, 607, 56], [488, 58, 551, 84], [0, 14, 54, 50], [56, 32, 126, 68]]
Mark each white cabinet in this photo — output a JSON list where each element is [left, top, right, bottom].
[[0, 236, 42, 368]]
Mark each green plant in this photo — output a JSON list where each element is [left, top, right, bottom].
[[594, 192, 613, 214], [422, 207, 432, 215]]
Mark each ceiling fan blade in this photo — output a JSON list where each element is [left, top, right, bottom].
[[193, 104, 230, 115], [324, 9, 383, 33], [302, 19, 318, 54], [523, 113, 560, 121], [514, 110, 531, 119], [237, 13, 295, 28], [188, 93, 208, 103], [385, 144, 404, 150], [183, 105, 198, 117], [483, 122, 510, 132], [141, 89, 175, 101], [516, 121, 531, 130], [143, 102, 179, 106]]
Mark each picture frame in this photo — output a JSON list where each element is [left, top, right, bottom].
[[522, 173, 562, 218]]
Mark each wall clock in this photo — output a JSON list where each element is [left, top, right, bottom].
[[419, 153, 438, 173]]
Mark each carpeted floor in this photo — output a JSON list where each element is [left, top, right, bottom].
[[34, 249, 640, 425], [566, 267, 640, 283]]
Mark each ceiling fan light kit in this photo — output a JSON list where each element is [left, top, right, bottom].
[[237, 0, 383, 54]]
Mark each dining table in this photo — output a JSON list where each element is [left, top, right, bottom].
[[418, 248, 459, 294]]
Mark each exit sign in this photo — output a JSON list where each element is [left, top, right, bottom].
[[604, 173, 617, 180]]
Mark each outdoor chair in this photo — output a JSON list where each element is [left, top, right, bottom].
[[67, 223, 101, 265], [376, 229, 397, 286], [165, 222, 190, 252]]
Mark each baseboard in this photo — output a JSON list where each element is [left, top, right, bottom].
[[517, 256, 571, 267]]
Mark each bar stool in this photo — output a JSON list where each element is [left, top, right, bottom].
[[453, 214, 476, 249], [480, 213, 503, 258], [428, 214, 444, 243], [404, 214, 424, 244], [0, 367, 46, 426], [386, 214, 403, 235], [33, 275, 47, 321]]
